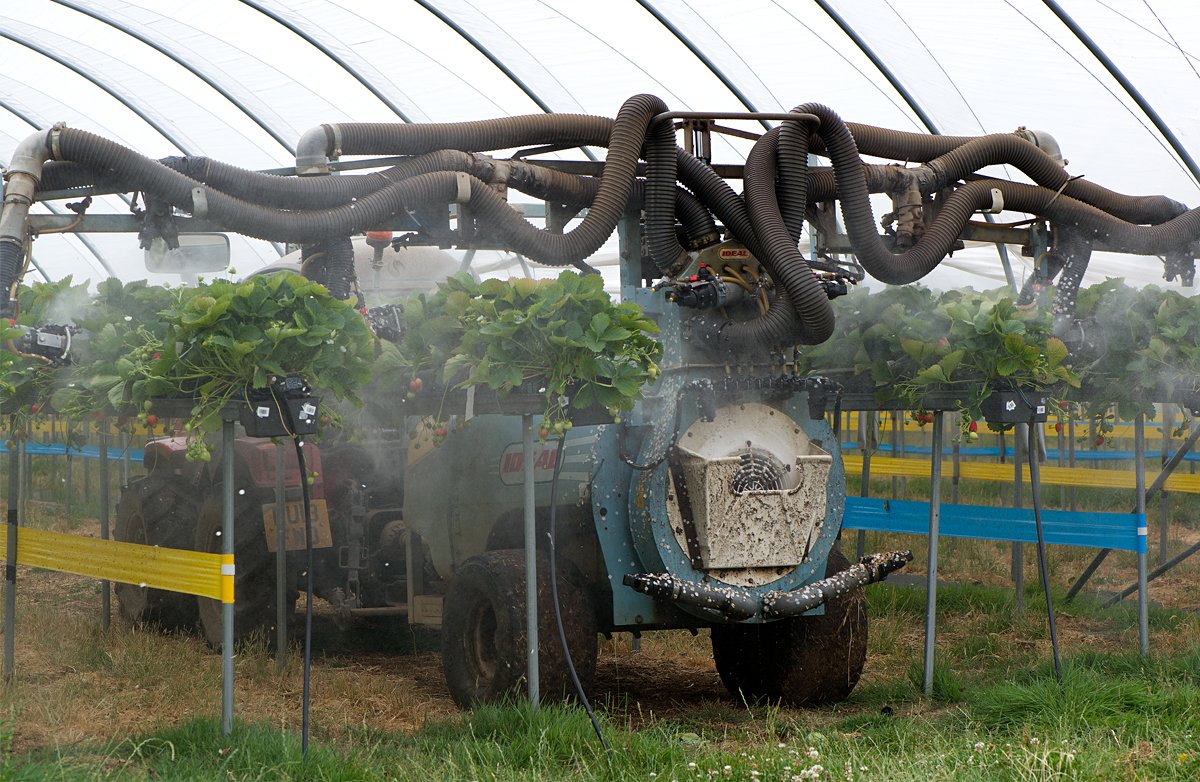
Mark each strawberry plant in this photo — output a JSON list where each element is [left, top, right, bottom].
[[797, 285, 1079, 439], [4, 273, 373, 461], [374, 270, 662, 429]]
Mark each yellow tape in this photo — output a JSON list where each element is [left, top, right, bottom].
[[846, 455, 1200, 493], [221, 554, 235, 604], [0, 525, 224, 600]]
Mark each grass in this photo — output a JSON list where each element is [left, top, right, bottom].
[[3, 420, 1200, 778]]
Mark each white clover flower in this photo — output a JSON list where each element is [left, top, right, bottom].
[[688, 763, 696, 768], [778, 744, 787, 749], [806, 747, 820, 760], [1031, 738, 1040, 745], [974, 742, 985, 753]]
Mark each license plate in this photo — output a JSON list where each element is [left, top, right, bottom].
[[262, 499, 333, 552]]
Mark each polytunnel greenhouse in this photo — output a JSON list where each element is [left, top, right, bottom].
[[3, 0, 1200, 765]]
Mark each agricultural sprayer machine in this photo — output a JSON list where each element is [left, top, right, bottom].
[[3, 94, 1198, 707]]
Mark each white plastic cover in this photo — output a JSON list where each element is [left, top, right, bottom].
[[1, 0, 1197, 290]]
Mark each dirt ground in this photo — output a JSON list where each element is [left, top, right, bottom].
[[3, 515, 1198, 757]]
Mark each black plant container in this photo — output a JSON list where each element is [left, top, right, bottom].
[[241, 393, 321, 437], [980, 386, 1049, 424]]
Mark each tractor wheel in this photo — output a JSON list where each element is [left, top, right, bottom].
[[441, 550, 597, 709], [194, 489, 296, 649], [113, 475, 201, 632], [711, 549, 867, 706]]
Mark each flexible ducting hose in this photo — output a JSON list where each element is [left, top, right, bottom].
[[0, 241, 21, 315], [12, 95, 1200, 352], [813, 123, 1186, 225], [642, 102, 690, 276], [1050, 229, 1093, 317], [742, 127, 834, 344]]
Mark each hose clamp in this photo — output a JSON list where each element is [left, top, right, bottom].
[[328, 124, 343, 161], [454, 171, 472, 204], [987, 187, 1004, 214], [191, 187, 208, 220], [49, 123, 67, 162]]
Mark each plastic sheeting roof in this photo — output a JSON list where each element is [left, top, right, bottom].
[[2, 0, 1199, 291]]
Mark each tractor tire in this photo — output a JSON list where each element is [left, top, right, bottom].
[[441, 550, 597, 709], [711, 549, 867, 706], [113, 474, 201, 632], [194, 489, 297, 649]]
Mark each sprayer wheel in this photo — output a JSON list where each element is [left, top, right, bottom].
[[194, 489, 297, 649], [113, 475, 201, 632], [711, 549, 867, 706], [441, 549, 597, 709]]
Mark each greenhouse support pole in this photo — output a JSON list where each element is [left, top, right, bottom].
[[1136, 416, 1148, 657], [99, 424, 110, 634], [222, 417, 236, 735], [276, 442, 287, 671], [5, 425, 19, 681], [123, 432, 131, 487], [922, 411, 944, 696], [522, 414, 539, 710]]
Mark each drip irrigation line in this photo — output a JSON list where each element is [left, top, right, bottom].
[[547, 436, 610, 753], [1027, 422, 1062, 684], [293, 436, 315, 761]]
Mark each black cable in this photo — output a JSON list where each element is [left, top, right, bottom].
[[293, 436, 315, 759], [547, 436, 610, 753], [1027, 421, 1063, 685]]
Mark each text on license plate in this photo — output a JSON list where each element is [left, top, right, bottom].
[[262, 499, 333, 552]]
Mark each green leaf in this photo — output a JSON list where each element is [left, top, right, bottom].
[[1045, 337, 1068, 367]]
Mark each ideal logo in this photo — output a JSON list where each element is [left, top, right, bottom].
[[499, 443, 561, 485], [1005, 400, 1017, 412]]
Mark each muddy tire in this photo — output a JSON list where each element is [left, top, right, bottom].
[[113, 475, 201, 632], [711, 549, 867, 706], [441, 550, 597, 709], [194, 489, 296, 649]]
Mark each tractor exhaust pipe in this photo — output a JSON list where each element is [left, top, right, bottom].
[[761, 550, 913, 618]]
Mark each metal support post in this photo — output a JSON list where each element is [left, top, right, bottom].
[[951, 415, 960, 505], [1068, 418, 1076, 510], [64, 446, 72, 519], [123, 431, 131, 487], [857, 418, 870, 562], [1068, 421, 1200, 600], [1135, 416, 1148, 657], [99, 424, 110, 634], [1161, 405, 1173, 565], [890, 414, 898, 501], [1057, 415, 1066, 509], [222, 418, 236, 735], [522, 414, 539, 709], [1012, 424, 1024, 613], [922, 411, 944, 695], [276, 442, 287, 670], [5, 423, 19, 681]]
